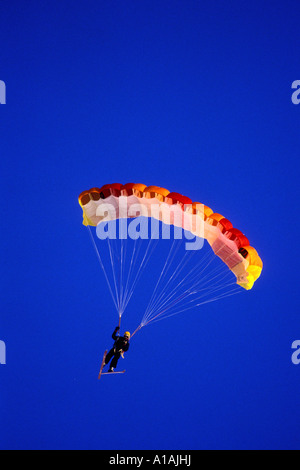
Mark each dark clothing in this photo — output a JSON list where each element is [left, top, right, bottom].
[[105, 329, 130, 369], [105, 348, 122, 369], [112, 330, 130, 353]]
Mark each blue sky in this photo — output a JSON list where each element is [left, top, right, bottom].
[[0, 0, 300, 450]]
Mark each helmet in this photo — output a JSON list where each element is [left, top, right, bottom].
[[124, 331, 131, 339]]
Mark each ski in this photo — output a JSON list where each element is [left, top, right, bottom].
[[98, 350, 108, 380], [101, 370, 126, 375]]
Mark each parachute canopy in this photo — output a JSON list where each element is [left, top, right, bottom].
[[79, 183, 262, 291]]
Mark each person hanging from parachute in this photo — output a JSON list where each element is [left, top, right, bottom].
[[104, 326, 130, 372], [79, 182, 263, 380]]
